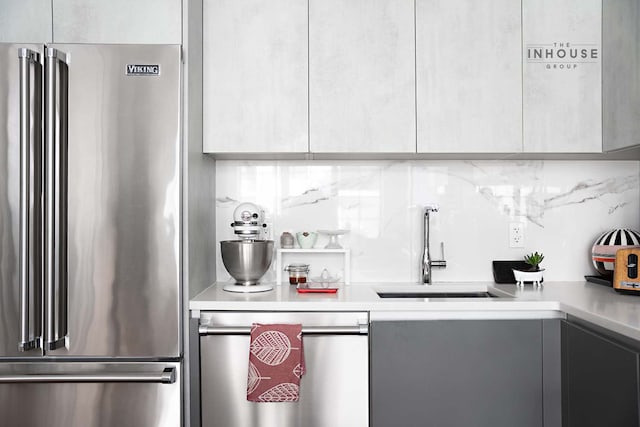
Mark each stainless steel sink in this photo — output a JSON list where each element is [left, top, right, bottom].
[[377, 291, 498, 299]]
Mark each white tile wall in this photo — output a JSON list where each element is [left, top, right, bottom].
[[215, 160, 640, 284]]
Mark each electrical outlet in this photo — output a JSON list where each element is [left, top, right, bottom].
[[509, 222, 525, 248]]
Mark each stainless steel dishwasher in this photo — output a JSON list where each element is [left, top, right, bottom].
[[198, 311, 369, 427]]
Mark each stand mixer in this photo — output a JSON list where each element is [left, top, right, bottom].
[[220, 203, 274, 293]]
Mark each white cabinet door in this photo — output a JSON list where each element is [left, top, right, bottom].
[[416, 0, 522, 153], [309, 0, 415, 153], [602, 0, 640, 152], [203, 0, 308, 153], [0, 0, 52, 43], [523, 0, 602, 153], [52, 0, 181, 44]]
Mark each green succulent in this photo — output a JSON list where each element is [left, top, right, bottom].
[[524, 252, 544, 271]]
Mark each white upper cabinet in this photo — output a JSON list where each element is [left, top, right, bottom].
[[602, 0, 640, 152], [203, 0, 308, 153], [523, 0, 602, 153], [309, 0, 415, 153], [52, 0, 181, 44], [0, 0, 52, 42], [197, 0, 625, 156], [416, 0, 522, 153]]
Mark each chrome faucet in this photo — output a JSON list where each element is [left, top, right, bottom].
[[422, 205, 447, 284]]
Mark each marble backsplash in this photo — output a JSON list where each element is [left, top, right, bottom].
[[215, 160, 640, 284]]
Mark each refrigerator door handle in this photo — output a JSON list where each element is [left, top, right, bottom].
[[44, 47, 69, 351], [18, 48, 42, 352], [0, 367, 176, 384]]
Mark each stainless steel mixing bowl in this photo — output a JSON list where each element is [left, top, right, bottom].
[[220, 240, 274, 285]]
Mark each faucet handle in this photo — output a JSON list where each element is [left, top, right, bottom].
[[432, 242, 447, 268]]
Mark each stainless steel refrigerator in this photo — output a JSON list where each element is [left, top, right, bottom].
[[0, 44, 182, 426]]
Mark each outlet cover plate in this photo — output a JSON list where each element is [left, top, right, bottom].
[[509, 222, 525, 248]]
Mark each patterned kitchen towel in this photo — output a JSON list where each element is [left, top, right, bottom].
[[247, 323, 305, 402]]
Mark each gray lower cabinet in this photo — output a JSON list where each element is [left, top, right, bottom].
[[370, 319, 552, 427], [562, 320, 640, 427]]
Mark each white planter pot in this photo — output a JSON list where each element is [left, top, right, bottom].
[[512, 269, 545, 287]]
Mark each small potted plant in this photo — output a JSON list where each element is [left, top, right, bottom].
[[513, 252, 545, 287]]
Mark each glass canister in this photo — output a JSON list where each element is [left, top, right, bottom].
[[284, 263, 310, 285], [280, 231, 295, 249]]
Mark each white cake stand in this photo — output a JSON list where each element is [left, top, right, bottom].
[[318, 229, 349, 249], [223, 283, 273, 293]]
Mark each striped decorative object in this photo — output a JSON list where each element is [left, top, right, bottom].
[[591, 229, 640, 275]]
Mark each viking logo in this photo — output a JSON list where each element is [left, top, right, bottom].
[[126, 64, 160, 76]]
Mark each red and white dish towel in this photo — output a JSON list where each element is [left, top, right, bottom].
[[247, 323, 305, 402]]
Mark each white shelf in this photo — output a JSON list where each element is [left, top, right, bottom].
[[279, 248, 349, 254], [275, 248, 351, 285]]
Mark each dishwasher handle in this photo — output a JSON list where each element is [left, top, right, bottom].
[[199, 323, 369, 336]]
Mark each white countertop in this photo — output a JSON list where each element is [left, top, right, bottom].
[[190, 281, 640, 341]]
